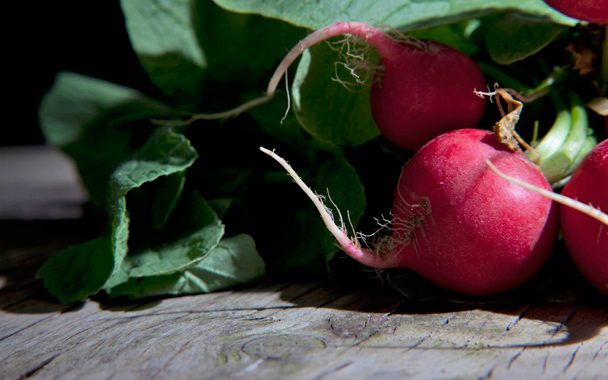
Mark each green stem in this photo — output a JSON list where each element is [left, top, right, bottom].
[[571, 135, 598, 170], [530, 93, 571, 161], [550, 136, 597, 189], [560, 94, 589, 161], [538, 94, 595, 183]]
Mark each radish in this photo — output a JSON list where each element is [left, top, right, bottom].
[[560, 139, 608, 295], [261, 128, 559, 296], [487, 139, 608, 295], [184, 22, 486, 151], [542, 0, 608, 24]]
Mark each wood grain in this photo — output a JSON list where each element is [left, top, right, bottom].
[[1, 268, 606, 380]]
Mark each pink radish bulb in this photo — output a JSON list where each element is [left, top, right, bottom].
[[560, 139, 608, 295], [368, 40, 487, 151], [384, 129, 558, 295], [261, 129, 558, 296], [264, 22, 486, 151], [543, 0, 608, 24]]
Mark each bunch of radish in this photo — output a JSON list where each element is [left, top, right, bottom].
[[254, 20, 608, 297]]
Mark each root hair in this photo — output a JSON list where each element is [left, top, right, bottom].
[[327, 36, 384, 91]]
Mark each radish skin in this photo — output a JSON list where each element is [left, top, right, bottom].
[[559, 140, 608, 296], [542, 0, 608, 24], [485, 159, 608, 226]]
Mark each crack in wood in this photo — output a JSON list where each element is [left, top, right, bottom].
[[481, 363, 498, 379], [591, 339, 606, 361], [504, 301, 535, 332], [16, 349, 67, 380], [547, 303, 584, 343], [562, 303, 584, 326], [541, 347, 551, 374], [311, 361, 353, 379], [507, 347, 525, 369], [563, 342, 583, 374], [0, 313, 56, 342], [402, 314, 457, 353], [464, 315, 492, 347], [61, 326, 95, 344], [388, 315, 403, 336]]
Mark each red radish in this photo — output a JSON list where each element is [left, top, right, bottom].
[[367, 38, 486, 151], [192, 22, 486, 151], [261, 128, 559, 296], [542, 0, 608, 24], [560, 139, 608, 295]]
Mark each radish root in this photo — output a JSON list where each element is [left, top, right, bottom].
[[260, 146, 398, 269], [259, 147, 357, 248], [328, 36, 383, 90], [485, 159, 608, 226]]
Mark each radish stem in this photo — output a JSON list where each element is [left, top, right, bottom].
[[157, 22, 402, 125], [259, 146, 394, 268], [485, 159, 608, 226]]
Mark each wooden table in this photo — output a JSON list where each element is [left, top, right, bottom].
[[1, 146, 606, 380]]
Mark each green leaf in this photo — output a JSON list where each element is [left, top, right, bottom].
[[105, 126, 201, 288], [152, 172, 187, 229], [194, 1, 307, 88], [292, 40, 381, 146], [213, 0, 576, 32], [37, 236, 114, 304], [122, 0, 306, 107], [120, 0, 207, 104], [409, 19, 480, 55], [39, 72, 171, 211], [106, 234, 265, 299], [486, 12, 568, 65], [108, 217, 224, 282], [183, 233, 265, 292], [106, 192, 223, 287], [38, 126, 200, 303]]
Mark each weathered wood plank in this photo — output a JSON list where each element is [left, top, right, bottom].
[[1, 278, 606, 380]]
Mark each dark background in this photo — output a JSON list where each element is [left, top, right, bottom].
[[8, 1, 155, 147]]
